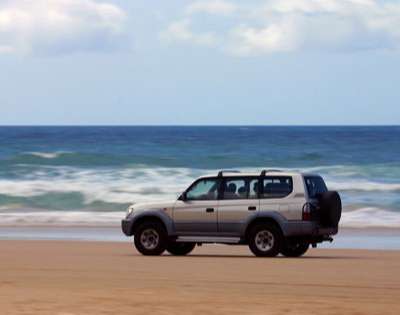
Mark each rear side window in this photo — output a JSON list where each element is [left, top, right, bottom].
[[261, 177, 293, 198], [222, 178, 246, 199], [222, 177, 259, 200], [304, 176, 328, 198]]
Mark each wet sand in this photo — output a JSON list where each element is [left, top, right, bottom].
[[1, 240, 399, 314]]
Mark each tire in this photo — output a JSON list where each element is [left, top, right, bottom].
[[281, 241, 309, 257], [134, 221, 167, 256], [318, 191, 342, 227], [248, 223, 282, 257], [166, 242, 196, 256]]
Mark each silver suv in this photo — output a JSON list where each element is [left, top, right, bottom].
[[121, 170, 341, 257]]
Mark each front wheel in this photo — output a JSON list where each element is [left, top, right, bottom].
[[134, 221, 167, 256], [248, 223, 282, 257], [166, 242, 196, 256], [281, 241, 309, 257]]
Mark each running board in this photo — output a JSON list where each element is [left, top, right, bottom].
[[175, 236, 241, 244]]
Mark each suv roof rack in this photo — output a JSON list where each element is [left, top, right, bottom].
[[260, 169, 283, 176], [217, 170, 241, 177]]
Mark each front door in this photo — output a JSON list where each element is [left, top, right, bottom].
[[173, 177, 219, 235]]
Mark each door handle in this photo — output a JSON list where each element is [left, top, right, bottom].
[[206, 208, 214, 213], [248, 206, 257, 211]]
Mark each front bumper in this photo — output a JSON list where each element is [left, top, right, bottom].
[[121, 218, 134, 236]]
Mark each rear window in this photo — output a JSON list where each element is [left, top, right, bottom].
[[304, 176, 328, 198], [261, 176, 293, 198]]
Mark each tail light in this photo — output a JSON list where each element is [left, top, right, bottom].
[[302, 203, 312, 221]]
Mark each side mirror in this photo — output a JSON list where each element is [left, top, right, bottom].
[[178, 192, 187, 201]]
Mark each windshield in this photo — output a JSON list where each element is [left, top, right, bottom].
[[304, 176, 328, 198]]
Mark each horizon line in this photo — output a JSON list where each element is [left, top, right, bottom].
[[0, 124, 399, 127]]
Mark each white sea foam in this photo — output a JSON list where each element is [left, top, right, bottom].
[[242, 166, 400, 192], [0, 166, 399, 208], [0, 166, 400, 208], [327, 180, 400, 192], [0, 166, 199, 204], [0, 164, 399, 227], [0, 207, 399, 228], [0, 211, 124, 226], [26, 151, 71, 159], [341, 207, 400, 228]]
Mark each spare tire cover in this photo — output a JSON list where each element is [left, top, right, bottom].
[[319, 191, 342, 226]]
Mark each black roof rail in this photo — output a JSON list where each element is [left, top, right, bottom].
[[217, 170, 241, 177], [260, 169, 283, 176]]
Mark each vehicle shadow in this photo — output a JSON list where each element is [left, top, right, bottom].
[[158, 254, 362, 259]]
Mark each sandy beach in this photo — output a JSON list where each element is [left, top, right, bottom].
[[1, 240, 399, 315]]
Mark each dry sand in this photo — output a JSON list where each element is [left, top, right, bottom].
[[1, 240, 399, 315]]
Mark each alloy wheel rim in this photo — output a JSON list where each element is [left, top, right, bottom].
[[140, 228, 160, 250], [255, 230, 274, 252]]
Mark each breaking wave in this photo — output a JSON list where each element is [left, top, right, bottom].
[[0, 165, 399, 228], [1, 126, 399, 231], [25, 151, 72, 159], [341, 207, 400, 228], [1, 207, 400, 228], [0, 166, 399, 207]]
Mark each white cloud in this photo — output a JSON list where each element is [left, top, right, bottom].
[[160, 19, 216, 46], [270, 0, 373, 14], [0, 0, 127, 55], [162, 0, 400, 56], [185, 0, 237, 16], [230, 20, 299, 55]]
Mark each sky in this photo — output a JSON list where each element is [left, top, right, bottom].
[[0, 0, 399, 125]]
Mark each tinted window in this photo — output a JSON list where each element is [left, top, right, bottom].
[[248, 178, 259, 199], [222, 177, 259, 200], [186, 178, 219, 200], [223, 178, 246, 199], [304, 176, 327, 198], [261, 177, 293, 198]]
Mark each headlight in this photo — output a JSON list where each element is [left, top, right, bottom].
[[126, 206, 134, 217]]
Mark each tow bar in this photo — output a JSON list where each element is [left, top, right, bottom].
[[312, 235, 333, 248]]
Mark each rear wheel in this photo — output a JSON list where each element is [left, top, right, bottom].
[[281, 241, 309, 257], [134, 221, 167, 256], [166, 242, 196, 256], [248, 223, 282, 257]]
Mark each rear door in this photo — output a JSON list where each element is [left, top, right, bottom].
[[173, 177, 219, 235], [259, 176, 294, 218], [217, 176, 260, 235]]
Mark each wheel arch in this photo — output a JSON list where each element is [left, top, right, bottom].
[[130, 211, 174, 236], [243, 213, 286, 241]]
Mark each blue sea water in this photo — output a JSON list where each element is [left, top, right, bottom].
[[0, 126, 399, 227]]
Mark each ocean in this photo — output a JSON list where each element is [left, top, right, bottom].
[[0, 126, 399, 228]]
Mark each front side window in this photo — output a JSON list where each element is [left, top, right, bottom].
[[186, 178, 219, 200], [261, 176, 293, 198]]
